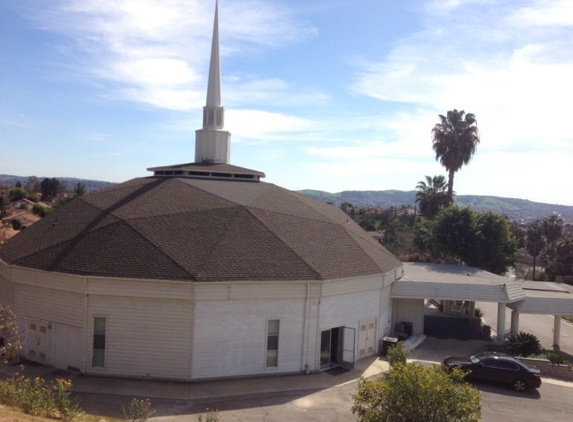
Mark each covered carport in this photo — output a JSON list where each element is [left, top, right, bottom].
[[392, 263, 527, 343], [507, 281, 573, 348]]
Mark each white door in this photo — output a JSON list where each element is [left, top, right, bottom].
[[54, 325, 82, 372], [358, 318, 377, 358], [26, 319, 51, 364]]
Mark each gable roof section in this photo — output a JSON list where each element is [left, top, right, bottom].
[[0, 177, 402, 282]]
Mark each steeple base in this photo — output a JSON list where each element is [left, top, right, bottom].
[[195, 129, 231, 164]]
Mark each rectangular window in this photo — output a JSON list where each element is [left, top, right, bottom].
[[266, 319, 279, 368], [92, 317, 106, 368]]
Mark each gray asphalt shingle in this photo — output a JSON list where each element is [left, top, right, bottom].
[[0, 177, 402, 281]]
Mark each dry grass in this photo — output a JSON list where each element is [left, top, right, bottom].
[[0, 405, 121, 422]]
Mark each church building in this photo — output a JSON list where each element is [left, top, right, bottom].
[[0, 2, 404, 380]]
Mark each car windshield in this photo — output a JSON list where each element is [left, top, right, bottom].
[[469, 353, 490, 364]]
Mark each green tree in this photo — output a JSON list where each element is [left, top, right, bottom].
[[40, 177, 60, 202], [352, 363, 480, 422], [542, 214, 564, 252], [74, 182, 86, 197], [432, 109, 480, 203], [415, 175, 449, 219], [546, 237, 573, 280], [25, 175, 40, 192], [466, 211, 517, 275], [9, 187, 27, 202], [434, 206, 476, 263], [526, 222, 546, 280], [11, 219, 23, 230], [433, 206, 516, 274]]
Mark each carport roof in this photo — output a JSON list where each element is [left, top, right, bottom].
[[392, 263, 526, 303], [507, 281, 573, 315]]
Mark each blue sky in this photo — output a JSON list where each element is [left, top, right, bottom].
[[1, 0, 572, 206]]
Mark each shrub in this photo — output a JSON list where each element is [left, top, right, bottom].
[[507, 331, 542, 356], [11, 219, 22, 230], [122, 398, 155, 422], [386, 341, 408, 368], [0, 372, 80, 420], [352, 363, 480, 422], [32, 203, 48, 217], [52, 379, 81, 421], [474, 307, 484, 319]]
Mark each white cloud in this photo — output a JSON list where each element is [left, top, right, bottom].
[[351, 0, 573, 155], [508, 0, 573, 27], [228, 110, 312, 141], [15, 0, 316, 112]]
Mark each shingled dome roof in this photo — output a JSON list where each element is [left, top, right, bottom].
[[0, 177, 402, 282]]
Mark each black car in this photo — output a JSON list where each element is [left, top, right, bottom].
[[443, 352, 541, 392]]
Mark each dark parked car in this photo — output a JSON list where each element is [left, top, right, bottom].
[[443, 352, 541, 392]]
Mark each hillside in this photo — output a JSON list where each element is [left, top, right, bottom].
[[0, 174, 114, 193], [297, 189, 573, 223], [1, 175, 570, 223]]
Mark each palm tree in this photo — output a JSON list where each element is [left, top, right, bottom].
[[526, 222, 546, 280], [542, 213, 564, 251], [415, 175, 448, 219], [432, 109, 480, 203]]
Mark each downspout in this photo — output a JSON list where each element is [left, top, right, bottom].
[[83, 277, 88, 373], [301, 282, 310, 373], [315, 282, 322, 370]]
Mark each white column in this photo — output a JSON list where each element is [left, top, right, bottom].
[[553, 315, 561, 348], [468, 301, 476, 318], [510, 310, 519, 336], [496, 303, 506, 343]]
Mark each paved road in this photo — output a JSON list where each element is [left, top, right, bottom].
[[131, 376, 573, 422]]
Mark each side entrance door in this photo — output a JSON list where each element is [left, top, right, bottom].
[[358, 318, 377, 359], [54, 324, 82, 372], [26, 319, 51, 365]]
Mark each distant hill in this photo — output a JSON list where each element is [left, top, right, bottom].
[[2, 174, 570, 223], [297, 189, 573, 223], [0, 174, 115, 193]]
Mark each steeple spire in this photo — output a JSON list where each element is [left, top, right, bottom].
[[206, 0, 221, 107], [195, 0, 230, 163]]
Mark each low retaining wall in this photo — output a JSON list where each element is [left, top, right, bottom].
[[518, 357, 573, 381]]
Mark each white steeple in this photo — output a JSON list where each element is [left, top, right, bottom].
[[195, 0, 231, 164]]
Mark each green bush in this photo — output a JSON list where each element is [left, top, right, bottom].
[[0, 372, 80, 421], [546, 353, 565, 365], [386, 341, 408, 368], [352, 363, 480, 422], [32, 203, 48, 217], [507, 332, 542, 356]]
